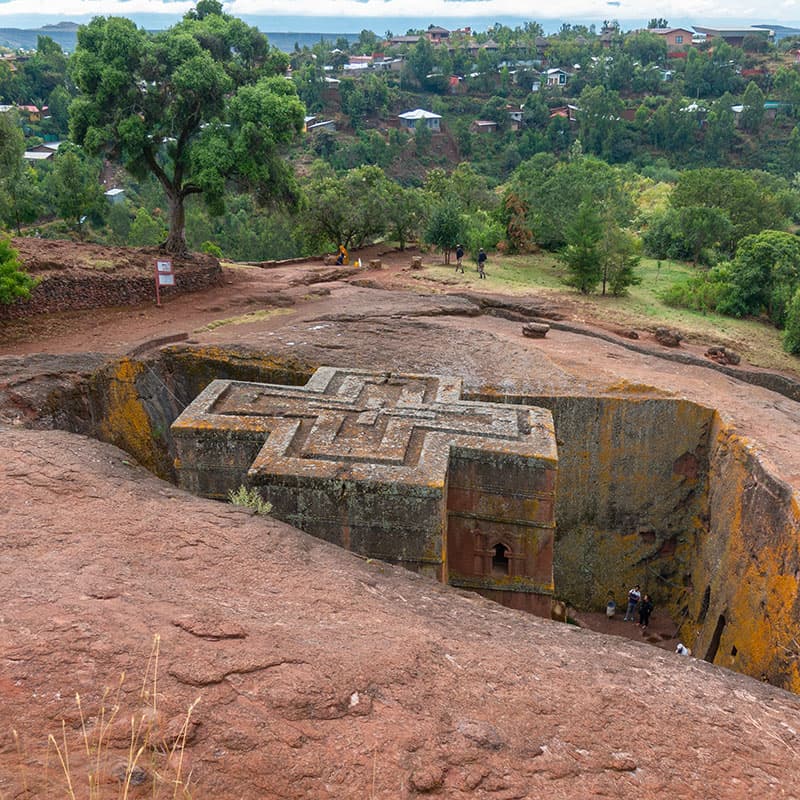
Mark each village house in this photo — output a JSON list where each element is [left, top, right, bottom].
[[692, 25, 772, 47], [649, 27, 695, 50], [549, 105, 579, 122], [470, 119, 498, 133], [398, 108, 441, 131], [546, 68, 570, 87], [426, 25, 450, 43], [507, 106, 524, 131]]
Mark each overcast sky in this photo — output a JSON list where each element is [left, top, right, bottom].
[[0, 0, 797, 31]]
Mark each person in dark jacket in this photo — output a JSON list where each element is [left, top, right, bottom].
[[477, 248, 487, 278], [455, 244, 464, 273], [639, 594, 654, 630]]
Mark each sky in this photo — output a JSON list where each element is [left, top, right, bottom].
[[0, 0, 797, 32]]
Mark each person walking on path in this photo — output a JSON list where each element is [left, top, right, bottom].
[[455, 244, 464, 273], [477, 248, 487, 278], [623, 584, 641, 621], [638, 594, 654, 631]]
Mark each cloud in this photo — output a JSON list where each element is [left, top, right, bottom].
[[0, 0, 797, 26]]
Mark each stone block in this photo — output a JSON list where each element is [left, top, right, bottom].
[[411, 256, 423, 269], [522, 322, 550, 339], [172, 367, 558, 617], [369, 259, 382, 270]]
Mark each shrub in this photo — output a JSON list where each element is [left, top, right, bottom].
[[201, 240, 223, 258], [661, 264, 732, 312], [0, 236, 34, 305], [228, 485, 273, 515], [783, 287, 800, 354]]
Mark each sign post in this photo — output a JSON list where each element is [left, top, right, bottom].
[[154, 259, 174, 307]]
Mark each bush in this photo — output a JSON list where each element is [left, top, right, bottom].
[[0, 236, 34, 305], [661, 264, 732, 312], [201, 240, 223, 258], [783, 287, 800, 354], [228, 485, 273, 515]]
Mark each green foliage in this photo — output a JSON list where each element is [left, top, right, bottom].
[[739, 81, 765, 134], [0, 236, 34, 305], [128, 208, 167, 246], [642, 205, 733, 264], [201, 240, 223, 257], [383, 182, 425, 250], [561, 200, 603, 293], [424, 199, 467, 263], [0, 110, 44, 234], [507, 153, 634, 250], [300, 163, 392, 249], [671, 168, 788, 251], [46, 144, 104, 237], [660, 266, 731, 312], [782, 287, 800, 354], [464, 210, 504, 258], [69, 7, 304, 253], [601, 223, 642, 295], [228, 484, 273, 515], [624, 31, 667, 65], [106, 201, 133, 245], [717, 230, 800, 324]]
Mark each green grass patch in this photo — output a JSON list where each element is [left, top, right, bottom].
[[420, 252, 800, 376]]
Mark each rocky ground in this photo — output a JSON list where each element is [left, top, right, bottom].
[[2, 244, 800, 798]]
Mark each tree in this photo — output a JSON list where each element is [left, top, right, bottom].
[[301, 164, 392, 249], [704, 92, 736, 161], [424, 199, 466, 264], [678, 206, 734, 264], [739, 81, 765, 134], [782, 287, 800, 354], [624, 31, 667, 65], [561, 200, 603, 293], [69, 8, 304, 254], [507, 154, 634, 250], [600, 223, 642, 295], [671, 168, 787, 251], [0, 109, 41, 235], [647, 18, 669, 28], [47, 145, 104, 238], [717, 230, 800, 324], [383, 183, 424, 250], [0, 236, 34, 305], [576, 85, 624, 160]]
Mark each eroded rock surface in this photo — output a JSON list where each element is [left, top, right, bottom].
[[2, 427, 800, 799]]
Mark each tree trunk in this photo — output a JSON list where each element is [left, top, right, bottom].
[[164, 190, 188, 255]]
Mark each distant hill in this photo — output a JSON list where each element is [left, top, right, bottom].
[[39, 21, 80, 31], [0, 26, 356, 53]]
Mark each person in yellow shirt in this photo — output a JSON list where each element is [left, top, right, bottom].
[[336, 244, 349, 265]]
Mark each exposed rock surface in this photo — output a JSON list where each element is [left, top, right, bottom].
[[522, 321, 550, 338], [2, 427, 800, 799], [654, 327, 683, 347], [4, 245, 800, 797]]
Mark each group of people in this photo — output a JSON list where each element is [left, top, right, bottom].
[[623, 584, 654, 630], [455, 245, 487, 278]]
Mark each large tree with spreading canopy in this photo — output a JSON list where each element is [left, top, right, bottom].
[[69, 0, 305, 253]]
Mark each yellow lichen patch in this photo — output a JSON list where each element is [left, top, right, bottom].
[[98, 358, 159, 474], [603, 379, 668, 396], [195, 308, 294, 332]]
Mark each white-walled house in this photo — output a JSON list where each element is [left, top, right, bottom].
[[398, 108, 442, 131]]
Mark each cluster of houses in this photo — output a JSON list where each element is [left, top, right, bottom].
[[299, 21, 797, 140]]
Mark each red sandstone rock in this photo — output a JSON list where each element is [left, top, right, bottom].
[[2, 427, 800, 799]]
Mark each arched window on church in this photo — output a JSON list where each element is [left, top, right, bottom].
[[492, 543, 510, 576]]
